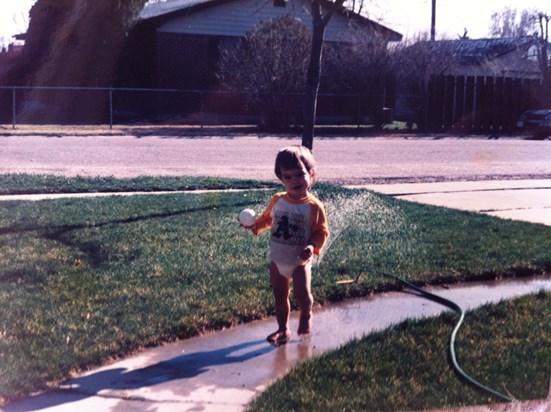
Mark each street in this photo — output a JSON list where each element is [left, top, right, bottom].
[[1, 135, 550, 183]]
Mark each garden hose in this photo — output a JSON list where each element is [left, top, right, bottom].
[[376, 271, 515, 403]]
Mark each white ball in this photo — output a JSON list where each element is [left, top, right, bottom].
[[239, 208, 256, 227]]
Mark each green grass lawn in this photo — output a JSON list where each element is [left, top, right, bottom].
[[0, 173, 276, 195], [0, 176, 550, 405], [248, 291, 551, 411]]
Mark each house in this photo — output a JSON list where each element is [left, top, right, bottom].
[[117, 0, 402, 90], [419, 36, 544, 79], [395, 36, 550, 133]]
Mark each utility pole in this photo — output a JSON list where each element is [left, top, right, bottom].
[[538, 13, 550, 85], [431, 0, 436, 40]]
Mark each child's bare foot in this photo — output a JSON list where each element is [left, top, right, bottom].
[[267, 330, 291, 345], [298, 312, 312, 335]]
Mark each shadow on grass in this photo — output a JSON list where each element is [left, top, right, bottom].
[[0, 205, 212, 236], [0, 198, 255, 268]]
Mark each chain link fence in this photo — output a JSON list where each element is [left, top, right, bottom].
[[0, 86, 391, 130], [2, 78, 549, 133]]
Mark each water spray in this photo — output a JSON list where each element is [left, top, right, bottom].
[[338, 270, 516, 403], [321, 189, 514, 401]]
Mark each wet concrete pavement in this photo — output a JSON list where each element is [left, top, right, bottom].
[[3, 277, 550, 412]]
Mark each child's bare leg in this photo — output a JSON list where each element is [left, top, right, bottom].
[[267, 262, 291, 343], [293, 264, 313, 335]]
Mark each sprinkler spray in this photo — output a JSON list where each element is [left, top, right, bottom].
[[322, 190, 514, 401]]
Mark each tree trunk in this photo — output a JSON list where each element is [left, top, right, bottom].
[[302, 22, 324, 150], [539, 15, 550, 87], [301, 0, 344, 150]]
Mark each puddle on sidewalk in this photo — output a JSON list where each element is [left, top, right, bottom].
[[301, 275, 551, 360]]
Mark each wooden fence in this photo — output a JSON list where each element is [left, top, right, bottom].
[[427, 75, 549, 133]]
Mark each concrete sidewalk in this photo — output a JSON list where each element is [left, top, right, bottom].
[[353, 179, 551, 226]]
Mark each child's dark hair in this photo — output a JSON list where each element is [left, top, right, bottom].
[[274, 145, 316, 179]]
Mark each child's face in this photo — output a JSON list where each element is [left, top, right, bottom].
[[279, 166, 314, 199]]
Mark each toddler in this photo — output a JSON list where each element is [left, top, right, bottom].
[[241, 145, 329, 344]]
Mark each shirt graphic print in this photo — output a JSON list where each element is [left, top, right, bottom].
[[272, 211, 306, 246]]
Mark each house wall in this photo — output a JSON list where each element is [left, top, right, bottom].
[[157, 32, 210, 89], [156, 0, 364, 42], [446, 54, 542, 79], [152, 0, 401, 92], [143, 0, 403, 93], [116, 0, 402, 122], [153, 0, 366, 92], [495, 52, 542, 79]]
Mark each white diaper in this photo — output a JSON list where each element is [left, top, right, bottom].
[[273, 259, 312, 279]]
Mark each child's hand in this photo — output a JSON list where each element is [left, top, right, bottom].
[[299, 245, 314, 261], [237, 215, 255, 230]]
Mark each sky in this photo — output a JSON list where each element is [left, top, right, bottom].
[[368, 0, 550, 40], [0, 0, 550, 48], [0, 0, 35, 48]]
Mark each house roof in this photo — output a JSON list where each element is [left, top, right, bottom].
[[140, 0, 210, 19], [419, 37, 538, 65], [139, 0, 402, 42]]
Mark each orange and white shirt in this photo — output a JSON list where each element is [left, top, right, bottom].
[[254, 192, 329, 266]]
